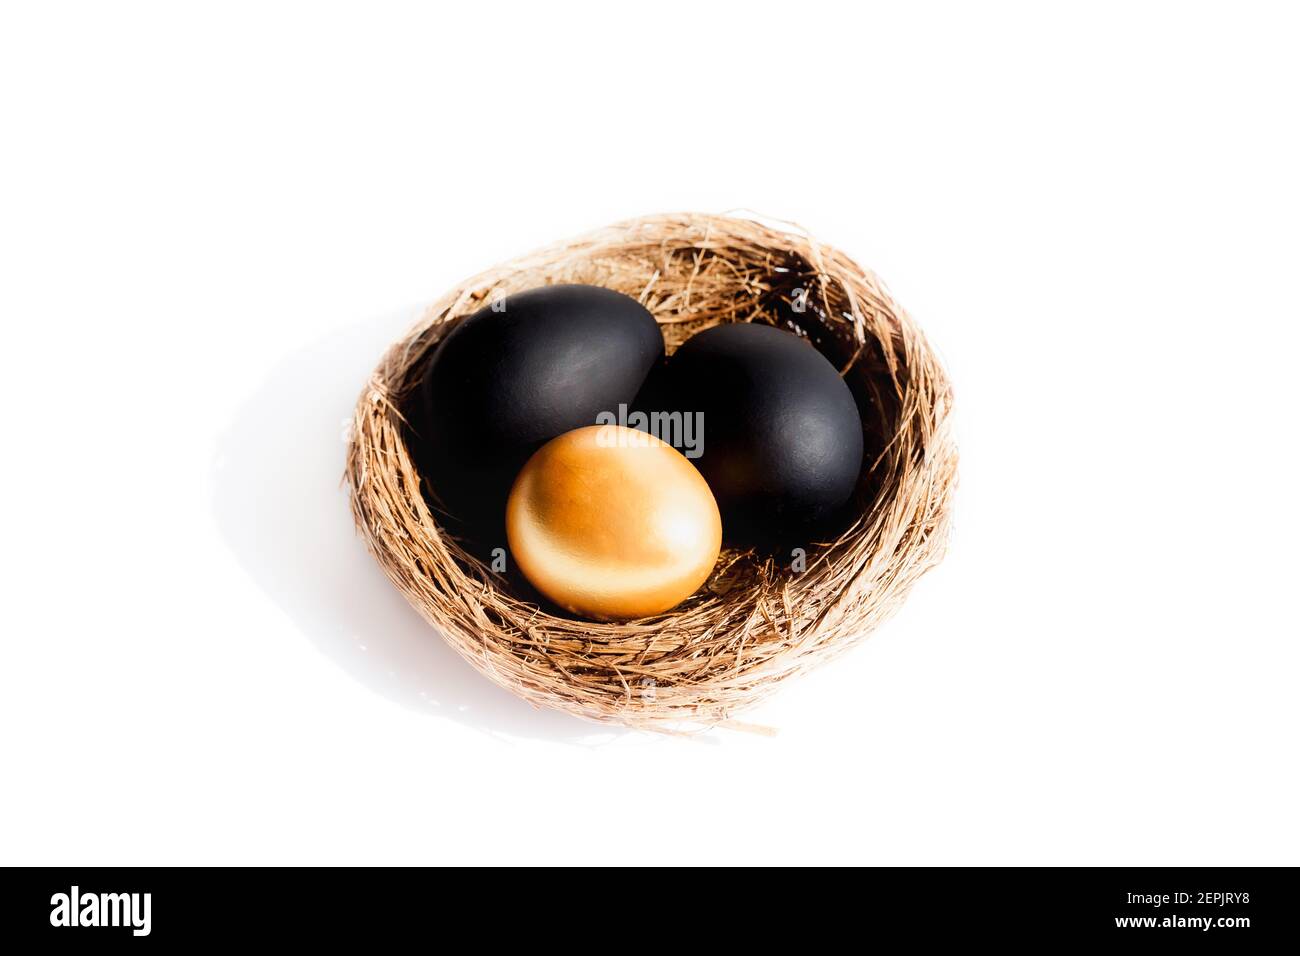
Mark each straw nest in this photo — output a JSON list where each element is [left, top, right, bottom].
[[346, 213, 956, 731]]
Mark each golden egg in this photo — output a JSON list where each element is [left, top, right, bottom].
[[507, 424, 722, 620]]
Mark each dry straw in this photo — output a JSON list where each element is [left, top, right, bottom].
[[346, 213, 957, 731]]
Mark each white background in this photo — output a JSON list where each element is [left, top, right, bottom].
[[2, 1, 1297, 866]]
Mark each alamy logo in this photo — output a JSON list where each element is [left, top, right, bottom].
[[50, 885, 151, 937], [594, 404, 705, 459]]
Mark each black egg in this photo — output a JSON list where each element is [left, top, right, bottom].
[[643, 322, 864, 542], [418, 284, 663, 526]]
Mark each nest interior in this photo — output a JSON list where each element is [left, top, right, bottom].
[[346, 213, 957, 730]]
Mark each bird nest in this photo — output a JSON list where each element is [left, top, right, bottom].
[[346, 212, 956, 731]]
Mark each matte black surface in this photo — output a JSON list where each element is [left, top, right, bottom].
[[641, 322, 864, 543], [417, 284, 663, 525]]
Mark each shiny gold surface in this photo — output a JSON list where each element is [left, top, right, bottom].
[[507, 425, 722, 620]]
